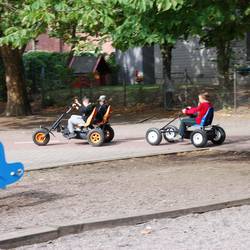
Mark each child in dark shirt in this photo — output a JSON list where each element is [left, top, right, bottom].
[[95, 95, 108, 123]]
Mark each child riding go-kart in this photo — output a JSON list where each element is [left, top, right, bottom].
[[32, 100, 114, 147], [146, 92, 226, 148]]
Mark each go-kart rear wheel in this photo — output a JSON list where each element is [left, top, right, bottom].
[[146, 128, 162, 145], [104, 125, 115, 143], [87, 129, 104, 147], [191, 130, 208, 148], [163, 125, 178, 143], [32, 129, 50, 146], [211, 126, 226, 145]]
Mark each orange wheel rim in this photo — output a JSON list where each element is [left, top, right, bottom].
[[35, 133, 46, 143], [90, 132, 101, 143]]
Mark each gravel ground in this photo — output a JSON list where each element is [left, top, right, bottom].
[[1, 150, 250, 236], [16, 205, 250, 250]]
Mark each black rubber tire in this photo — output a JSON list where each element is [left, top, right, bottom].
[[87, 129, 105, 147], [146, 128, 162, 145], [104, 125, 115, 143], [163, 125, 178, 143], [211, 126, 226, 145], [190, 130, 208, 148], [32, 129, 50, 146]]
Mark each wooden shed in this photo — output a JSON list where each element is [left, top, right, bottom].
[[69, 55, 111, 88]]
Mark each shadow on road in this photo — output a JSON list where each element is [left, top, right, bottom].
[[0, 190, 72, 211]]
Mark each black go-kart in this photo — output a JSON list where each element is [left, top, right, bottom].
[[32, 104, 114, 147], [146, 108, 226, 148]]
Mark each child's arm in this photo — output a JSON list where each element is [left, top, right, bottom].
[[184, 104, 201, 115]]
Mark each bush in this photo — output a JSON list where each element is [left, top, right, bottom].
[[0, 51, 74, 103], [23, 51, 74, 93]]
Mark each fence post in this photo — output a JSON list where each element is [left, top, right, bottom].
[[123, 66, 127, 107], [233, 68, 237, 112], [40, 66, 45, 107]]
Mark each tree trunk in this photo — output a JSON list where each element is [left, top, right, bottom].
[[160, 43, 173, 80], [216, 41, 232, 106], [0, 56, 7, 101], [66, 24, 77, 67], [0, 45, 31, 116], [160, 43, 174, 109], [216, 41, 231, 87]]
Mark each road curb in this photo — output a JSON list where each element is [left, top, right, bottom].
[[26, 148, 208, 172], [1, 198, 250, 249]]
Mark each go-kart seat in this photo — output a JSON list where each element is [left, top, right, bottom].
[[97, 105, 112, 125], [77, 107, 97, 128], [200, 107, 214, 127], [187, 107, 214, 130], [189, 107, 214, 131]]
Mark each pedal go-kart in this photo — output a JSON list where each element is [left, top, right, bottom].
[[32, 103, 114, 147], [146, 108, 226, 148]]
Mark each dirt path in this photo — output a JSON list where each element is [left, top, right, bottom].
[[1, 101, 249, 130], [1, 150, 250, 236], [16, 205, 250, 250], [0, 105, 179, 130]]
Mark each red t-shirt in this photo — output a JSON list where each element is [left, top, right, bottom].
[[185, 102, 213, 124]]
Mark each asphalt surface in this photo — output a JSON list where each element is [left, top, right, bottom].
[[0, 114, 250, 171]]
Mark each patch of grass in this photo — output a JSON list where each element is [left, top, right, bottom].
[[45, 84, 162, 107]]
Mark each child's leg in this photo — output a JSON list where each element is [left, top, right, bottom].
[[68, 115, 83, 133], [179, 118, 196, 138]]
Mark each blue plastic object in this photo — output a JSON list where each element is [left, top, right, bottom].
[[0, 143, 24, 189]]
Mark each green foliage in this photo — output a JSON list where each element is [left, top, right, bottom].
[[23, 51, 73, 92], [0, 51, 74, 101], [90, 0, 188, 51], [106, 52, 120, 72], [0, 0, 49, 48], [188, 0, 250, 87], [1, 0, 250, 105], [191, 1, 250, 47]]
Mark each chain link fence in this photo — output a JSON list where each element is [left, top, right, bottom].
[[234, 68, 250, 111]]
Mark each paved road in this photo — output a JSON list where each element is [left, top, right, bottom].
[[0, 114, 249, 170]]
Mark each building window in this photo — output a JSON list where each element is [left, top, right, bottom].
[[247, 32, 250, 61]]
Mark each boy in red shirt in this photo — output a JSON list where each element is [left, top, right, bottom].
[[179, 92, 213, 139]]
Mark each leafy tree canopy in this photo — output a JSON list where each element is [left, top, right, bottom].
[[0, 0, 186, 50]]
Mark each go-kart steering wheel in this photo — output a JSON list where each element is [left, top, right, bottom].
[[72, 99, 81, 109]]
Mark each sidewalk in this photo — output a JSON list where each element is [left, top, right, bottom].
[[15, 205, 250, 250]]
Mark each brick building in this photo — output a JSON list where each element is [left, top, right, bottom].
[[25, 33, 114, 54]]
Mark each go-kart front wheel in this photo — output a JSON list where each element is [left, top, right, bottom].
[[104, 125, 115, 143], [87, 129, 105, 147], [211, 126, 226, 145], [163, 125, 178, 143], [146, 128, 162, 145], [191, 130, 208, 148], [32, 129, 50, 146]]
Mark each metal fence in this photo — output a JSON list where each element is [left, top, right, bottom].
[[34, 80, 249, 111], [234, 69, 250, 111]]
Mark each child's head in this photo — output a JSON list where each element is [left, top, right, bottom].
[[82, 97, 90, 106], [198, 92, 210, 103]]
